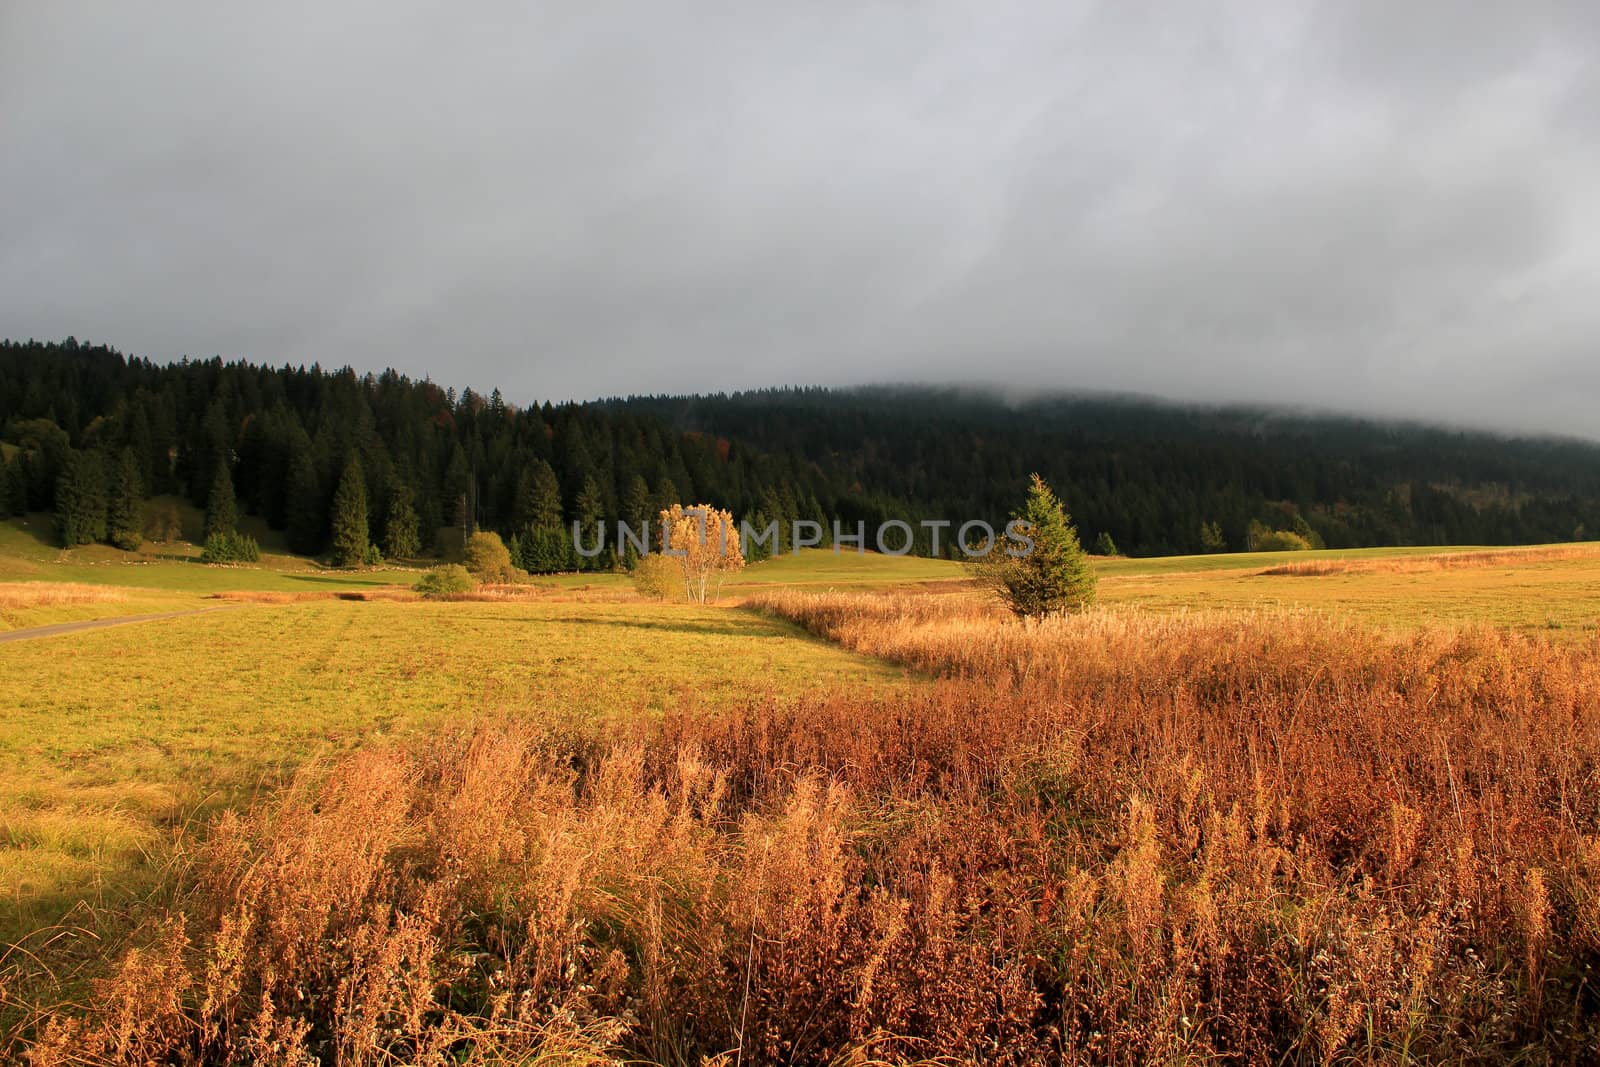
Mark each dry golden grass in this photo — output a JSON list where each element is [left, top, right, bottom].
[[441, 581, 640, 604], [1256, 543, 1600, 577], [23, 593, 1600, 1064], [0, 583, 126, 609]]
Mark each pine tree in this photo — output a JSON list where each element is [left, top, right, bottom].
[[1, 455, 27, 517], [1093, 531, 1118, 557], [192, 401, 231, 505], [204, 455, 238, 540], [621, 474, 652, 567], [982, 473, 1096, 617], [125, 400, 156, 497], [515, 459, 572, 574], [443, 444, 472, 537], [106, 447, 144, 550], [383, 482, 421, 559], [743, 507, 776, 562], [557, 420, 595, 508], [654, 476, 680, 519], [529, 460, 564, 528], [19, 419, 71, 511], [285, 441, 324, 555], [53, 450, 108, 546], [574, 476, 607, 570], [329, 455, 370, 567]]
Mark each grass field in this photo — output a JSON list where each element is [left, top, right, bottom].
[[7, 521, 1600, 1060], [0, 597, 909, 958], [1100, 542, 1600, 634], [0, 515, 426, 632]]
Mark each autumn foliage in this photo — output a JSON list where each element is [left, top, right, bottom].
[[23, 594, 1600, 1064], [657, 503, 744, 603]]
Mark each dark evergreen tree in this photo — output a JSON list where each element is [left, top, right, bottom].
[[204, 455, 238, 540], [2, 455, 27, 517], [107, 447, 144, 550], [528, 460, 564, 527], [17, 418, 71, 511], [982, 474, 1095, 617], [285, 443, 324, 555], [329, 455, 370, 567], [654, 476, 680, 520], [382, 482, 421, 560], [54, 450, 107, 546], [621, 473, 652, 567], [573, 475, 607, 570]]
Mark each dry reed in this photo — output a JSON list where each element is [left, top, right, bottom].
[[20, 593, 1600, 1064]]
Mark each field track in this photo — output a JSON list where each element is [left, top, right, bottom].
[[0, 605, 231, 643]]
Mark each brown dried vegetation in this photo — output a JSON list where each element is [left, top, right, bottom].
[[0, 582, 126, 609], [1256, 544, 1600, 577], [24, 593, 1600, 1064]]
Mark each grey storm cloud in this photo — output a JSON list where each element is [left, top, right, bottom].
[[2, 1, 1598, 435]]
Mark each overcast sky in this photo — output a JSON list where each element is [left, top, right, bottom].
[[3, 2, 1597, 435]]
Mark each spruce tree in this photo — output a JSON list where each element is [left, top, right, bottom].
[[529, 459, 564, 528], [126, 401, 156, 497], [983, 473, 1096, 618], [54, 451, 108, 546], [574, 475, 607, 570], [443, 443, 472, 540], [621, 474, 652, 567], [510, 466, 537, 531], [106, 447, 144, 550], [285, 442, 324, 555], [654, 476, 680, 520], [515, 459, 570, 574], [204, 455, 237, 540], [1, 455, 27, 517], [622, 474, 651, 529], [329, 455, 369, 567], [383, 482, 421, 559]]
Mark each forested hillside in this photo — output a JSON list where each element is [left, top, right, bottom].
[[610, 388, 1600, 554], [4, 337, 1599, 563]]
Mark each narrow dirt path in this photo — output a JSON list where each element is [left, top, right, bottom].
[[0, 606, 234, 643]]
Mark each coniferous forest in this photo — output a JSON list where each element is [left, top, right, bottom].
[[4, 337, 1600, 566]]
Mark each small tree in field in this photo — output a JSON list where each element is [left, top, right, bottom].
[[464, 530, 516, 582], [659, 503, 744, 603], [982, 473, 1096, 618], [631, 553, 682, 601], [414, 564, 474, 598]]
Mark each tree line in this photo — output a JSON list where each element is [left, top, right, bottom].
[[0, 338, 830, 569], [604, 386, 1600, 555], [5, 338, 1600, 565]]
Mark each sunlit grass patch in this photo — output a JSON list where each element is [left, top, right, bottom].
[[0, 596, 912, 948]]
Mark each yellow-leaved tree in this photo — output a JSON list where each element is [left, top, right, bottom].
[[659, 503, 744, 603]]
